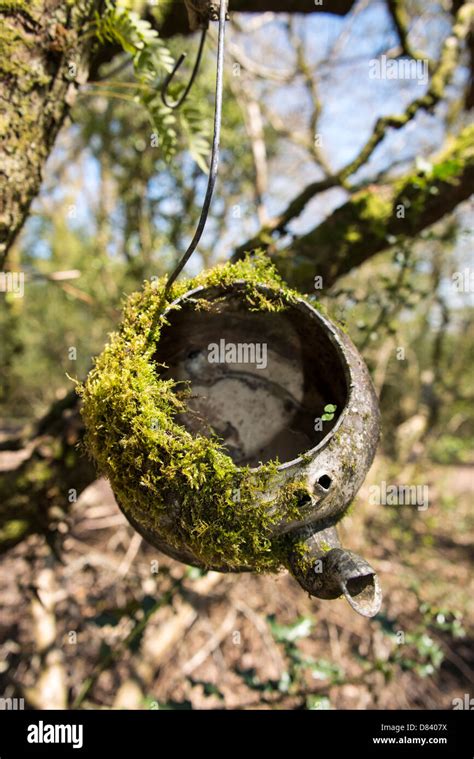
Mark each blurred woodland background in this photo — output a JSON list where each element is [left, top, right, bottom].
[[0, 0, 473, 709]]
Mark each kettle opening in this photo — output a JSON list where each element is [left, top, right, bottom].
[[341, 570, 382, 618], [155, 282, 349, 468]]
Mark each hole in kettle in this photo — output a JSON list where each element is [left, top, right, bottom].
[[294, 490, 313, 509], [318, 474, 332, 491]]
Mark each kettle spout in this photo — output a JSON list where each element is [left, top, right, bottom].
[[287, 525, 382, 618], [320, 547, 382, 618]]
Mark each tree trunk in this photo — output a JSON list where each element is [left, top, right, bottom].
[[0, 0, 103, 267]]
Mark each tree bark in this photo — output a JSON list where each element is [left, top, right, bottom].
[[0, 0, 104, 267]]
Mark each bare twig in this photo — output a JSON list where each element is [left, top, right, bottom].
[[182, 607, 237, 675], [117, 533, 143, 578], [386, 0, 435, 71], [234, 81, 269, 225]]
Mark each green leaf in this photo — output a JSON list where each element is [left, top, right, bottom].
[[93, 1, 212, 168], [306, 695, 331, 710], [236, 667, 280, 693], [309, 658, 345, 682], [268, 615, 313, 643], [186, 566, 208, 580]]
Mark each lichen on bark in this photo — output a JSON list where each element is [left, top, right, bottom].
[[0, 0, 101, 266]]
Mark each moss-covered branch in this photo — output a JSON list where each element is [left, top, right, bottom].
[[271, 125, 474, 290]]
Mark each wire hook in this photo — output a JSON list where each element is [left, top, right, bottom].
[[161, 26, 208, 110], [164, 0, 228, 296]]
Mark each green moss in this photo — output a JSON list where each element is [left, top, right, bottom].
[[0, 5, 47, 85], [80, 254, 311, 573], [359, 191, 393, 234], [0, 21, 30, 79], [285, 537, 313, 573], [0, 0, 40, 12], [394, 124, 474, 230], [345, 227, 362, 243], [0, 519, 29, 543]]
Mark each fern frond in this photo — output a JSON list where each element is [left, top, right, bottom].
[[94, 1, 211, 169]]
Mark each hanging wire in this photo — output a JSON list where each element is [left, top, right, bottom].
[[161, 26, 208, 110], [164, 0, 228, 296]]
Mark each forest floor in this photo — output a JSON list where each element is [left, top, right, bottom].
[[0, 457, 472, 710]]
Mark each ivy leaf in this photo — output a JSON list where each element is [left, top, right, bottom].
[[188, 678, 225, 699]]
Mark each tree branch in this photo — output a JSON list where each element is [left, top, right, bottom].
[[158, 0, 356, 38], [233, 0, 473, 259], [386, 0, 434, 70], [271, 125, 474, 290]]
